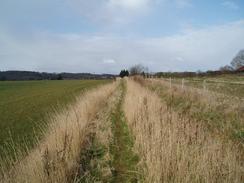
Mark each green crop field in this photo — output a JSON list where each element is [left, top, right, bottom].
[[0, 80, 110, 159]]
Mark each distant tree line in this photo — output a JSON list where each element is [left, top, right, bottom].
[[0, 71, 116, 81], [155, 70, 244, 78], [131, 50, 244, 78]]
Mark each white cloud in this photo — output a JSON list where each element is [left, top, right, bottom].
[[1, 20, 244, 73], [222, 1, 239, 10], [66, 0, 195, 26], [175, 57, 184, 62], [108, 0, 150, 10], [103, 59, 116, 64], [175, 0, 192, 8], [69, 0, 155, 25]]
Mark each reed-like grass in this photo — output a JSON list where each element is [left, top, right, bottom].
[[124, 79, 243, 182]]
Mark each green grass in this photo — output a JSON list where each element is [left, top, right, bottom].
[[0, 80, 110, 160], [75, 134, 109, 183], [199, 73, 244, 82], [170, 75, 244, 98]]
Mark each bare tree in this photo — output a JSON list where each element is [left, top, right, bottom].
[[129, 64, 148, 76], [231, 50, 244, 69], [219, 65, 234, 71]]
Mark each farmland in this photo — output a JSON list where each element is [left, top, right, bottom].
[[0, 76, 243, 183], [166, 74, 244, 98], [0, 80, 110, 160]]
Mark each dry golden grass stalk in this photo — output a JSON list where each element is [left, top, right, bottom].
[[1, 82, 117, 183], [124, 79, 243, 183]]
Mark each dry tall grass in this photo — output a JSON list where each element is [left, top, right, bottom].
[[124, 79, 243, 182], [147, 79, 244, 142], [1, 82, 117, 183]]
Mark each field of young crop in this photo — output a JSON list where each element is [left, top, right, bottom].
[[0, 80, 110, 160], [0, 76, 243, 183]]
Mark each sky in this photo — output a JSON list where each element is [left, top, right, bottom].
[[0, 0, 244, 74]]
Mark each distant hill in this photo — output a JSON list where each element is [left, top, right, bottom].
[[0, 71, 116, 81]]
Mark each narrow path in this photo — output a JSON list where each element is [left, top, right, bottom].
[[109, 80, 141, 183], [73, 80, 141, 183], [72, 82, 121, 183]]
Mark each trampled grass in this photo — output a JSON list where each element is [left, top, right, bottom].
[[109, 80, 141, 183], [0, 80, 110, 160]]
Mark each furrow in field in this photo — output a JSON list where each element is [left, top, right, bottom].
[[1, 81, 117, 183], [124, 79, 243, 182]]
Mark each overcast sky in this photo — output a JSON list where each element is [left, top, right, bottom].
[[0, 0, 244, 73]]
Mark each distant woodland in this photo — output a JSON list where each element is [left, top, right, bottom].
[[0, 71, 116, 81]]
